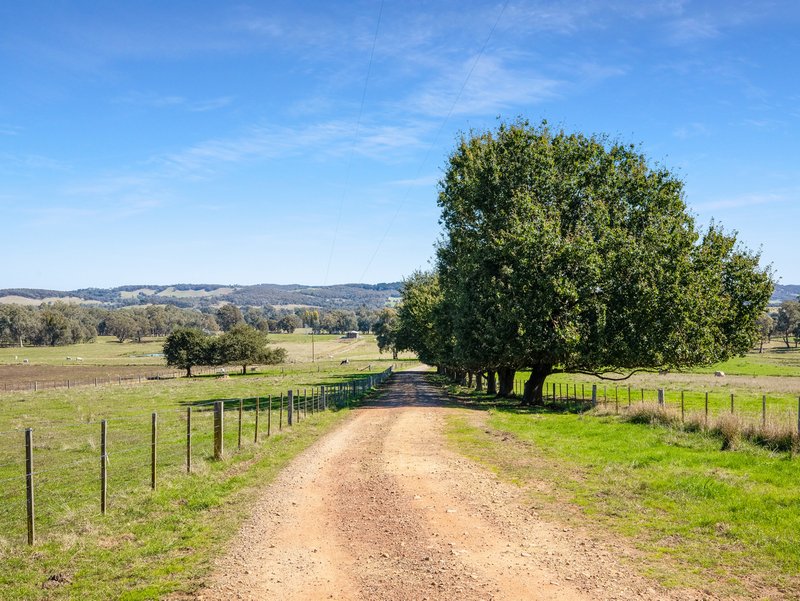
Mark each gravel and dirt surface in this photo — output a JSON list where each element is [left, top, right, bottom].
[[185, 369, 710, 601]]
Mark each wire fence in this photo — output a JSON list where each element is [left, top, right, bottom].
[[509, 379, 800, 435], [1, 367, 394, 547], [0, 365, 230, 393]]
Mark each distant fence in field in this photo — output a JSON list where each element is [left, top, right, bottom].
[[0, 367, 393, 547], [0, 365, 235, 393]]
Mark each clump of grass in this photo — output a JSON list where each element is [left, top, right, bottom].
[[623, 403, 682, 427], [712, 414, 742, 451], [617, 401, 800, 454], [743, 421, 800, 453]]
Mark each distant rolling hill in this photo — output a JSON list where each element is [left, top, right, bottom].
[[1, 281, 795, 310], [0, 282, 403, 310], [771, 284, 800, 305]]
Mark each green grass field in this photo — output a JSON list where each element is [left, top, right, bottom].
[[446, 400, 800, 598], [0, 334, 410, 599]]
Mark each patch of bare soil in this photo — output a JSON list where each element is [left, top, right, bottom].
[[184, 371, 713, 600], [0, 365, 179, 391]]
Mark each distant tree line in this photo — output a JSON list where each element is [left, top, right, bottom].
[[0, 300, 397, 347], [756, 301, 800, 351]]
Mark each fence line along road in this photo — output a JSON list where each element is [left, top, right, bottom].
[[4, 367, 394, 547]]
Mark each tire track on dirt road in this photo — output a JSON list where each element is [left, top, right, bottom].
[[187, 370, 706, 600]]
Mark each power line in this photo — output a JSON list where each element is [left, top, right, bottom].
[[359, 0, 510, 282], [323, 0, 385, 285]]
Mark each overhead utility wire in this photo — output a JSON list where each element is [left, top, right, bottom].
[[359, 0, 510, 282], [323, 0, 385, 285]]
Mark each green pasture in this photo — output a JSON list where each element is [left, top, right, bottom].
[[0, 359, 403, 599], [447, 404, 800, 597], [0, 336, 167, 366]]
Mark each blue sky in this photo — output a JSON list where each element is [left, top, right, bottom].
[[1, 1, 798, 289]]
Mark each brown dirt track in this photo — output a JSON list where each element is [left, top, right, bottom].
[[181, 370, 708, 601]]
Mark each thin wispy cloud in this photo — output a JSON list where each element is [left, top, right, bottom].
[[694, 191, 791, 211], [409, 54, 563, 117], [673, 122, 709, 139], [116, 92, 233, 112], [0, 124, 22, 136], [388, 175, 439, 188], [158, 119, 429, 176]]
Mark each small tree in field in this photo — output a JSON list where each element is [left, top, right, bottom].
[[756, 312, 773, 353], [213, 323, 287, 375], [163, 328, 211, 377]]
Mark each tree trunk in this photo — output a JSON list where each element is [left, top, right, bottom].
[[486, 370, 496, 395], [242, 364, 247, 375], [497, 367, 516, 397], [475, 372, 483, 392], [187, 366, 192, 377], [759, 339, 764, 353], [392, 349, 398, 360], [522, 365, 552, 405], [467, 371, 473, 388]]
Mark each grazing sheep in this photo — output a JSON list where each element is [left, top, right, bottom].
[[715, 371, 725, 377]]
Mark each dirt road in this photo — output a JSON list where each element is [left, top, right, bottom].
[[191, 370, 702, 601]]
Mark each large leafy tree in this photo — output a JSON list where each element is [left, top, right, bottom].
[[213, 323, 287, 374], [434, 119, 773, 404], [163, 328, 212, 377], [395, 271, 454, 372], [373, 308, 400, 359]]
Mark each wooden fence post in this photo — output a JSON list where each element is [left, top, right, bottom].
[[254, 397, 260, 443], [267, 396, 272, 437], [100, 420, 107, 514], [25, 428, 35, 545], [681, 391, 685, 423], [214, 401, 224, 460], [762, 395, 766, 428], [658, 389, 664, 406], [704, 392, 709, 427], [321, 385, 326, 410], [552, 382, 556, 402], [730, 393, 734, 415], [186, 407, 192, 474], [151, 412, 157, 490], [287, 391, 293, 426], [591, 384, 597, 406], [628, 384, 631, 407], [279, 393, 284, 430], [304, 389, 308, 416], [238, 399, 243, 450]]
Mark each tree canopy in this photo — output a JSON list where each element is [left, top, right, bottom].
[[399, 120, 773, 403]]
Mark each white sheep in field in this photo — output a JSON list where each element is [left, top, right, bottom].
[[76, 357, 83, 361], [715, 371, 725, 377]]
